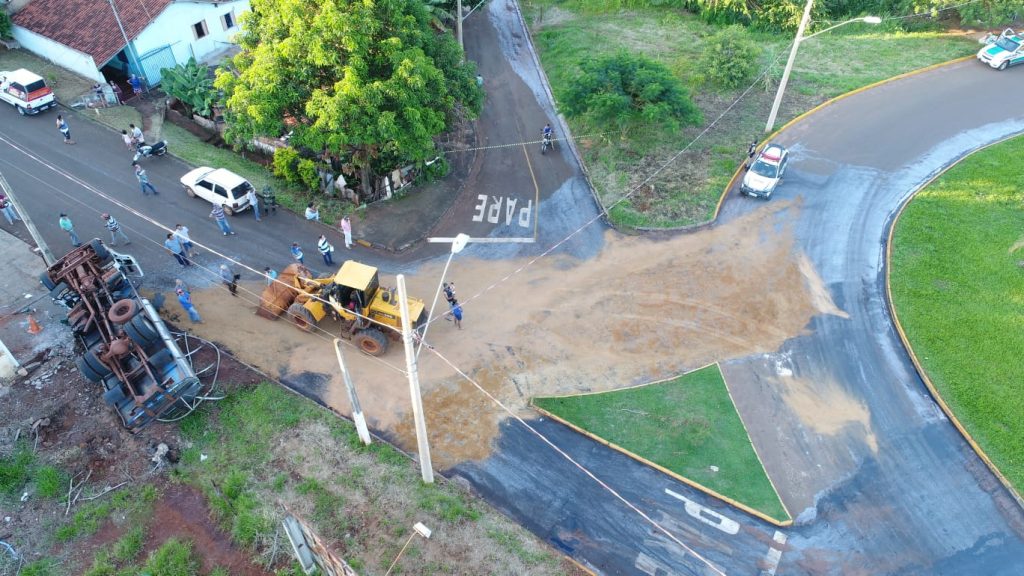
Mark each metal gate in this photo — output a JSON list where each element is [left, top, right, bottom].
[[138, 45, 177, 87]]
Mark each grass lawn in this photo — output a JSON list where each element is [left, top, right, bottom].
[[533, 364, 789, 522], [524, 3, 978, 228], [890, 135, 1024, 494]]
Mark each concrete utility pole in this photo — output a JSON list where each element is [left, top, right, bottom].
[[333, 339, 372, 446], [765, 0, 814, 134], [0, 170, 57, 266], [397, 274, 434, 483], [457, 0, 464, 52]]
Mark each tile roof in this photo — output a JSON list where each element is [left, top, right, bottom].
[[12, 0, 173, 66]]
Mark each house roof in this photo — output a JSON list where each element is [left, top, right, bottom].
[[12, 0, 173, 66]]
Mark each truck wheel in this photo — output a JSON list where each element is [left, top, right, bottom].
[[287, 303, 316, 332], [84, 346, 113, 379], [108, 299, 138, 324], [39, 272, 57, 291], [76, 354, 106, 383], [126, 314, 159, 346], [49, 281, 73, 301], [16, 106, 26, 116], [999, 60, 1009, 71], [90, 239, 112, 265], [354, 329, 388, 356]]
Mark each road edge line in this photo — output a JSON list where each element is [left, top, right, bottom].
[[884, 131, 1024, 513], [530, 364, 794, 527]]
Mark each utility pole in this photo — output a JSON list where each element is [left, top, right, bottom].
[[457, 0, 464, 53], [0, 170, 57, 266], [765, 0, 814, 133], [397, 274, 434, 483], [333, 339, 372, 446]]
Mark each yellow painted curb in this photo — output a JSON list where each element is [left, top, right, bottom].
[[531, 363, 793, 527], [885, 133, 1024, 512], [709, 55, 976, 222]]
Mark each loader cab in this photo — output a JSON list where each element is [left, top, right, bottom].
[[334, 260, 380, 313]]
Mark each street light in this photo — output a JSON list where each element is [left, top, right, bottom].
[[764, 4, 882, 133], [416, 233, 470, 359]]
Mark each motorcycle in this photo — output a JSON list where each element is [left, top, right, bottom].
[[133, 140, 168, 162], [540, 133, 553, 155]]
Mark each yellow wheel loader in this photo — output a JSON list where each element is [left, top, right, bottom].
[[257, 260, 426, 356]]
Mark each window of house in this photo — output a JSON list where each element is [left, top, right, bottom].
[[221, 11, 236, 30], [192, 20, 209, 39]]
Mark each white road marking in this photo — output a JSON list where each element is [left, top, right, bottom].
[[761, 530, 788, 576], [664, 489, 740, 535]]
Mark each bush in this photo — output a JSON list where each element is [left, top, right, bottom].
[[561, 51, 702, 131], [296, 158, 320, 192], [143, 538, 199, 576], [161, 58, 216, 117], [272, 147, 300, 182], [699, 26, 763, 89], [0, 9, 12, 39]]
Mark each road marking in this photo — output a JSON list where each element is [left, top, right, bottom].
[[760, 530, 788, 576], [664, 489, 740, 535], [428, 236, 535, 243], [521, 143, 540, 240]]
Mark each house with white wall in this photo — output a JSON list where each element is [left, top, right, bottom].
[[10, 0, 249, 86]]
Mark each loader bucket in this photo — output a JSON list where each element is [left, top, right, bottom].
[[256, 263, 312, 319]]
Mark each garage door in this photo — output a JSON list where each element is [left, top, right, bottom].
[[138, 45, 177, 87]]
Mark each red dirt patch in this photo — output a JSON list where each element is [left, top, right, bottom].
[[141, 484, 271, 575]]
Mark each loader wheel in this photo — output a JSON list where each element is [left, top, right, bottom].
[[108, 299, 138, 324], [287, 303, 316, 332], [354, 329, 389, 356]]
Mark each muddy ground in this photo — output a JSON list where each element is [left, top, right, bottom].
[[175, 198, 846, 468]]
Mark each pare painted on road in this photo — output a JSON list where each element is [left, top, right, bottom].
[[472, 194, 533, 228]]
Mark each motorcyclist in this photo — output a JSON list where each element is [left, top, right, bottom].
[[543, 123, 553, 140]]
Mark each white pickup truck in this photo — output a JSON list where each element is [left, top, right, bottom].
[[0, 68, 57, 115]]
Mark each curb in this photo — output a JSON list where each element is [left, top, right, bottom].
[[885, 131, 1024, 513], [530, 363, 793, 527]]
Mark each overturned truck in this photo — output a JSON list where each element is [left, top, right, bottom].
[[42, 240, 203, 431]]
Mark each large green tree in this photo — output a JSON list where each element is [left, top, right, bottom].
[[215, 0, 482, 197]]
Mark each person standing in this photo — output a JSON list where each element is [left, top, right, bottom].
[[58, 213, 81, 247], [209, 204, 235, 236], [219, 264, 239, 296], [317, 234, 335, 265], [129, 123, 144, 145], [443, 282, 456, 308], [304, 203, 320, 221], [164, 233, 190, 267], [56, 115, 73, 144], [129, 74, 143, 100], [121, 130, 134, 151], [290, 242, 304, 264], [340, 216, 353, 249], [173, 224, 194, 259], [264, 267, 278, 286], [260, 185, 277, 216], [109, 81, 124, 105], [0, 194, 20, 225], [175, 287, 202, 323], [134, 163, 158, 195], [101, 213, 130, 246], [246, 188, 261, 222], [451, 300, 463, 330], [174, 278, 190, 294]]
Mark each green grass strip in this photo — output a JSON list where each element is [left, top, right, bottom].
[[890, 135, 1024, 493], [534, 364, 788, 522]]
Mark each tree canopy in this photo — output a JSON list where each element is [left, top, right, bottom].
[[215, 0, 482, 193], [561, 52, 702, 132]]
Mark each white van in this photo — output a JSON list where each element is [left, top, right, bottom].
[[0, 68, 57, 115]]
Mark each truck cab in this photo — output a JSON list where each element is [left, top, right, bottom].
[[0, 68, 56, 115]]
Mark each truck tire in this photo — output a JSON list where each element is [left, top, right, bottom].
[[90, 239, 112, 265], [16, 106, 26, 116], [354, 328, 389, 356], [108, 299, 138, 324], [76, 354, 106, 383], [84, 347, 113, 379], [49, 282, 73, 301], [103, 384, 128, 407], [39, 272, 57, 291], [126, 314, 159, 346], [287, 303, 316, 332]]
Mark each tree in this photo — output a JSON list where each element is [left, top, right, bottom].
[[0, 9, 12, 40], [215, 0, 483, 198], [561, 52, 702, 132], [161, 58, 216, 117]]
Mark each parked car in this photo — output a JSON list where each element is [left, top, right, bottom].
[[977, 29, 1024, 71], [740, 143, 789, 200], [179, 167, 255, 215], [0, 68, 56, 115]]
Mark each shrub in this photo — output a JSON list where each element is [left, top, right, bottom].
[[699, 26, 763, 89], [0, 9, 12, 39], [296, 158, 321, 192], [161, 58, 216, 117], [143, 538, 199, 576], [272, 147, 300, 182], [561, 52, 702, 132]]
